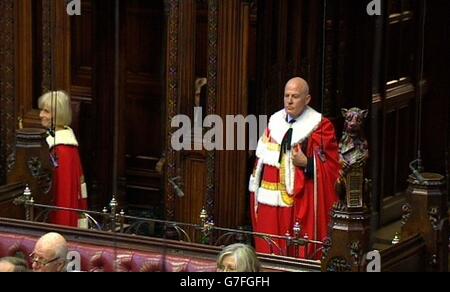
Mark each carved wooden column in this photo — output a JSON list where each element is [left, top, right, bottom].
[[322, 153, 371, 271], [205, 0, 218, 226], [322, 200, 371, 272], [401, 173, 448, 272], [174, 0, 205, 226], [164, 0, 180, 221], [0, 0, 16, 185]]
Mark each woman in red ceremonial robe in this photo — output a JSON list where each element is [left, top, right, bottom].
[[39, 91, 88, 227], [249, 78, 340, 259]]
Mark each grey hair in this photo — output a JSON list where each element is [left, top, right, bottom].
[[37, 232, 68, 264], [217, 243, 261, 272], [0, 256, 29, 272], [38, 90, 73, 127]]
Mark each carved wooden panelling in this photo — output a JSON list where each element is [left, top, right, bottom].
[[71, 0, 93, 95], [376, 0, 420, 224], [0, 0, 16, 183], [177, 154, 207, 223]]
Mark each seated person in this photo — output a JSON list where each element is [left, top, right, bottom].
[[0, 256, 29, 272], [217, 243, 261, 272], [30, 232, 68, 272]]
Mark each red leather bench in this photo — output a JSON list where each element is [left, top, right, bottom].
[[0, 218, 322, 272], [0, 232, 217, 272]]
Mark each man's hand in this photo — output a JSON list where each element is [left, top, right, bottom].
[[292, 147, 308, 168]]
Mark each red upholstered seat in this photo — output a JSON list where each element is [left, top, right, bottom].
[[0, 232, 216, 272]]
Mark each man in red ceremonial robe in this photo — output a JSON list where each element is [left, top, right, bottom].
[[39, 91, 88, 228], [249, 77, 340, 259]]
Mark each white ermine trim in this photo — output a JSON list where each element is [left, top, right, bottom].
[[284, 151, 295, 195], [255, 138, 281, 168], [46, 127, 79, 149], [249, 159, 263, 193], [268, 107, 322, 146], [257, 187, 292, 208]]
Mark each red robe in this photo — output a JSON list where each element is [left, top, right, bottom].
[[47, 128, 88, 227], [249, 107, 340, 259]]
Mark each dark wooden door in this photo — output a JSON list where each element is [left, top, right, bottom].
[[69, 0, 166, 220], [118, 0, 166, 219]]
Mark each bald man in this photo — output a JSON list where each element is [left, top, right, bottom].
[[31, 232, 68, 272], [249, 77, 340, 259]]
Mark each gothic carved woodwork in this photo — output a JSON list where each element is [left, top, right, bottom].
[[402, 173, 448, 272], [165, 0, 251, 230], [164, 0, 180, 221], [428, 207, 441, 231], [206, 0, 218, 221], [326, 257, 352, 273], [41, 0, 53, 93], [322, 205, 371, 272], [7, 153, 16, 173], [27, 157, 42, 177], [2, 129, 53, 219], [26, 156, 51, 195], [401, 203, 412, 226], [0, 0, 16, 184]]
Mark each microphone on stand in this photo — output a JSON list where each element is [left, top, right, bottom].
[[409, 159, 425, 183], [168, 177, 185, 198]]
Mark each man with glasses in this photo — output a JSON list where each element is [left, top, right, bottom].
[[30, 232, 68, 272]]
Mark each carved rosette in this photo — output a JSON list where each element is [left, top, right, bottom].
[[38, 172, 52, 195], [27, 157, 43, 177], [326, 257, 352, 273], [428, 207, 441, 231], [401, 203, 412, 226], [349, 241, 362, 265]]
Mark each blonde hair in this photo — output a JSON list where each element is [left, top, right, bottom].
[[217, 243, 261, 272], [38, 91, 72, 127]]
